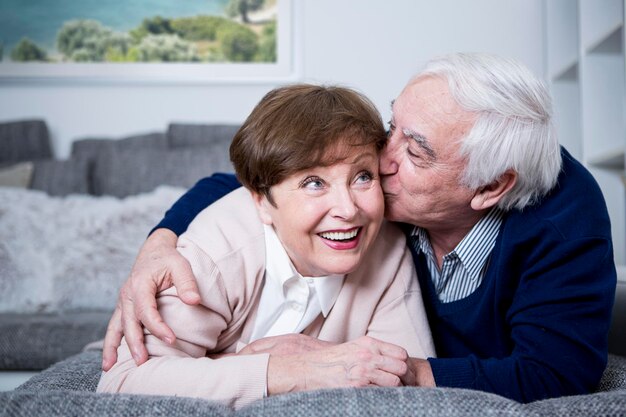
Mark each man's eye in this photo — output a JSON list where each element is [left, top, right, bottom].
[[407, 148, 420, 159]]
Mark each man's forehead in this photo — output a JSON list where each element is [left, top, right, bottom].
[[390, 81, 475, 126]]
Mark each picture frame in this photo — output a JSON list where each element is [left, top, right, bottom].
[[0, 0, 300, 84]]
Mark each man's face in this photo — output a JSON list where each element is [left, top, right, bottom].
[[379, 76, 479, 233]]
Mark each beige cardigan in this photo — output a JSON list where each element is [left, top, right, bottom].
[[98, 188, 434, 409]]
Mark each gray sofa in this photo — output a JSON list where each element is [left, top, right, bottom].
[[1, 119, 626, 416], [0, 119, 239, 373]]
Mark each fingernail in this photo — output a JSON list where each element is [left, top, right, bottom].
[[164, 337, 174, 345]]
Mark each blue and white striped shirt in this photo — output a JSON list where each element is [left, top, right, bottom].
[[410, 208, 504, 303]]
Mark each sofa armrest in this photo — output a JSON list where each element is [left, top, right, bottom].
[[0, 390, 232, 417], [0, 312, 110, 371]]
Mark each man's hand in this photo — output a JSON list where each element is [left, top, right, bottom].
[[404, 357, 436, 387], [267, 336, 414, 394], [101, 228, 201, 371]]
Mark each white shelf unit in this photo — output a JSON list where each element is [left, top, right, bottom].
[[545, 0, 626, 265]]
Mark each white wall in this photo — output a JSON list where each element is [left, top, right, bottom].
[[0, 0, 545, 158]]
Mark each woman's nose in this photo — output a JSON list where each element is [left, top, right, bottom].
[[330, 188, 358, 220]]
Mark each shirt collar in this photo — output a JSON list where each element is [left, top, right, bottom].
[[263, 225, 344, 317], [410, 207, 504, 277]]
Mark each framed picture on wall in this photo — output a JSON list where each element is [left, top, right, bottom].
[[0, 0, 298, 83]]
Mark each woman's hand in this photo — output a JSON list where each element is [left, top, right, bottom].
[[101, 228, 201, 371], [239, 334, 334, 356], [267, 336, 415, 394]]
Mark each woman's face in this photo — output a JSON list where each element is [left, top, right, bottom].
[[253, 143, 384, 277]]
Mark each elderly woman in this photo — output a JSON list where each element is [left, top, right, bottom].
[[97, 84, 434, 408]]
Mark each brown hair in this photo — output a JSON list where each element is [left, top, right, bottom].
[[230, 84, 386, 203]]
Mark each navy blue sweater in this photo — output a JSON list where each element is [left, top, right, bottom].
[[154, 148, 616, 403]]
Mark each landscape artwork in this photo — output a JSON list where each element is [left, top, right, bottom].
[[0, 0, 277, 64]]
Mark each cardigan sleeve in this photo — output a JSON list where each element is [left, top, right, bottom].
[[152, 173, 241, 236], [365, 244, 436, 360], [97, 235, 269, 409]]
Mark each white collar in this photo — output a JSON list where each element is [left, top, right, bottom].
[[263, 224, 344, 317]]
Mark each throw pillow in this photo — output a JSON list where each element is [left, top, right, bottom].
[[0, 186, 185, 313], [30, 159, 90, 196], [0, 162, 34, 188], [92, 148, 233, 197]]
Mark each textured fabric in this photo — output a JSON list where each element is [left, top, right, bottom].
[[71, 133, 168, 195], [0, 312, 110, 370], [420, 148, 616, 402], [9, 351, 626, 416], [0, 119, 52, 165], [597, 354, 626, 392], [240, 387, 527, 417], [30, 159, 90, 196], [0, 186, 184, 314], [409, 207, 503, 302], [3, 387, 626, 417], [17, 350, 103, 392], [70, 132, 168, 165], [0, 390, 232, 417], [167, 123, 239, 149], [99, 188, 434, 409], [92, 148, 233, 197]]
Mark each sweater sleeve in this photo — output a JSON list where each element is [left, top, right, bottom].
[[428, 233, 616, 403], [365, 244, 436, 360], [97, 235, 269, 409], [152, 173, 242, 236]]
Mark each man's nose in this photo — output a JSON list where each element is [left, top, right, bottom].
[[379, 135, 400, 176]]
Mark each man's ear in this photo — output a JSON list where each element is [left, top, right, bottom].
[[470, 170, 517, 211], [251, 191, 274, 225]]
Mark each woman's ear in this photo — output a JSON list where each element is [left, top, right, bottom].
[[470, 170, 517, 211], [251, 191, 274, 225]]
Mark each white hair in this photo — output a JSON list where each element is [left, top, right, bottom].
[[418, 53, 562, 211]]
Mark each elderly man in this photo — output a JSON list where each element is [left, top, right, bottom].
[[102, 53, 616, 403]]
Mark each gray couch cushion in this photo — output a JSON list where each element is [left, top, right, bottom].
[[70, 132, 168, 164], [30, 159, 90, 196], [167, 123, 239, 149], [0, 312, 110, 370], [1, 390, 232, 417], [17, 350, 103, 392], [597, 354, 626, 392], [0, 119, 52, 165], [14, 351, 626, 417], [92, 148, 233, 197]]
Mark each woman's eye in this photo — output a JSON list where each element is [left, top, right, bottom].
[[302, 177, 324, 190], [355, 171, 373, 184], [387, 121, 396, 134]]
